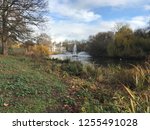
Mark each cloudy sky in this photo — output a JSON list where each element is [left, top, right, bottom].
[[40, 0, 150, 42]]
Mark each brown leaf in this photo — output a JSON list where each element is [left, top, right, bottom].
[[4, 103, 9, 107]]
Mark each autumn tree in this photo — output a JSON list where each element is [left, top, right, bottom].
[[108, 24, 135, 57], [108, 24, 146, 58], [87, 32, 114, 58], [0, 0, 47, 55], [36, 33, 51, 46], [36, 33, 52, 52], [134, 28, 150, 55]]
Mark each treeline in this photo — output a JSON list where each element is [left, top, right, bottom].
[[87, 24, 150, 59]]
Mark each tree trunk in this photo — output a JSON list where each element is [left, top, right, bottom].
[[1, 0, 8, 55], [1, 38, 8, 55]]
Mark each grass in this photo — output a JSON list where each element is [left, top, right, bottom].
[[0, 55, 149, 112], [0, 55, 67, 112], [47, 59, 150, 112]]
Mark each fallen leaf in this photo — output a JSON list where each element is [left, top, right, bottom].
[[4, 103, 9, 107]]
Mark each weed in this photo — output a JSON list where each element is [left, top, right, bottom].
[[61, 61, 83, 76]]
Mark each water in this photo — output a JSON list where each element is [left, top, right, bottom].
[[50, 52, 146, 67], [50, 51, 92, 64], [50, 44, 145, 66], [73, 44, 77, 56]]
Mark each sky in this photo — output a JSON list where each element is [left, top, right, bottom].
[[38, 0, 150, 42]]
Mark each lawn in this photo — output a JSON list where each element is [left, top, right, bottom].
[[0, 55, 67, 112]]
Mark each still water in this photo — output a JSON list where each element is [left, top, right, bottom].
[[50, 52, 92, 64], [50, 52, 145, 67]]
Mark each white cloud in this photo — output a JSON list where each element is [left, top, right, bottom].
[[41, 15, 148, 42], [39, 17, 115, 42], [48, 0, 101, 22], [76, 0, 144, 8], [39, 0, 150, 42], [127, 16, 148, 29], [144, 5, 150, 10]]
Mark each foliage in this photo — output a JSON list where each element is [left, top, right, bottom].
[[0, 0, 47, 55], [61, 61, 83, 76], [108, 65, 135, 88], [36, 33, 52, 52], [123, 85, 150, 112], [87, 32, 114, 58], [48, 59, 149, 113], [31, 44, 50, 58], [108, 63, 150, 90], [108, 24, 145, 58], [87, 23, 150, 59], [132, 63, 150, 90]]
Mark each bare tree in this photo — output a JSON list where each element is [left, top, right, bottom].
[[0, 0, 48, 55], [37, 33, 51, 46]]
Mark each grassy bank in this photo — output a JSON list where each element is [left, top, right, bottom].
[[0, 55, 67, 112], [0, 55, 149, 112]]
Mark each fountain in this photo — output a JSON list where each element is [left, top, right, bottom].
[[72, 44, 78, 57], [50, 43, 91, 63]]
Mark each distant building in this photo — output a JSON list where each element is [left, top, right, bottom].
[[52, 42, 66, 53]]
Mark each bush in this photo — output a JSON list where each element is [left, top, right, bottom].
[[108, 65, 135, 88], [9, 47, 26, 56], [31, 44, 50, 58], [61, 61, 83, 76], [82, 64, 96, 78]]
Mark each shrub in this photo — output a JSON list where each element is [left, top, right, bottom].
[[82, 64, 97, 78], [31, 44, 50, 58], [9, 47, 26, 56], [82, 64, 104, 81], [61, 61, 83, 76], [111, 69, 134, 88]]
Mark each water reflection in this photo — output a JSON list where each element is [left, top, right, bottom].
[[50, 51, 92, 64], [50, 52, 145, 67]]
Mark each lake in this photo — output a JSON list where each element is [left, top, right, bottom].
[[50, 52, 145, 67]]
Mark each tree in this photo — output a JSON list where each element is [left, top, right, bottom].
[[134, 28, 147, 38], [37, 33, 51, 46], [108, 24, 134, 57], [115, 24, 134, 47], [134, 28, 150, 55], [87, 32, 114, 58], [0, 0, 47, 55], [36, 33, 52, 51], [108, 24, 146, 58], [23, 40, 35, 53]]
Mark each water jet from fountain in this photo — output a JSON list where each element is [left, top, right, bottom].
[[72, 44, 78, 57]]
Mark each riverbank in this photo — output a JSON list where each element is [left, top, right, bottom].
[[0, 55, 149, 112]]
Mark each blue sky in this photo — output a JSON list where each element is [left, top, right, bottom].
[[39, 0, 150, 42]]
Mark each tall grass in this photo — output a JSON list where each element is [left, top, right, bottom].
[[54, 60, 150, 112], [132, 62, 150, 90], [123, 85, 150, 112]]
